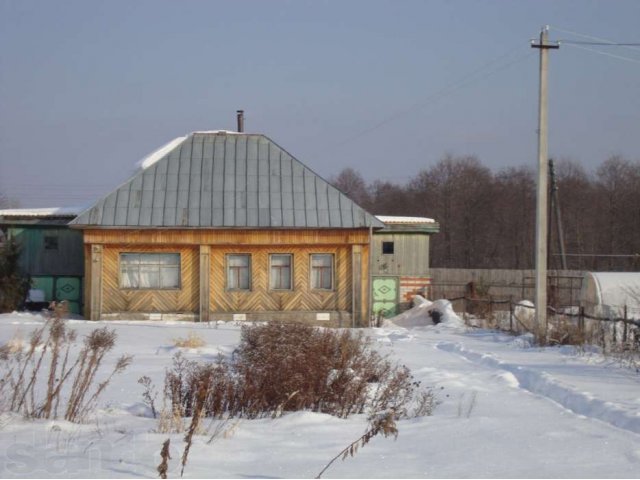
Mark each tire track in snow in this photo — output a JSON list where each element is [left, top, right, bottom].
[[436, 341, 640, 435]]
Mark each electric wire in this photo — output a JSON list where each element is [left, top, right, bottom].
[[549, 25, 640, 54], [325, 44, 534, 152], [563, 43, 640, 66]]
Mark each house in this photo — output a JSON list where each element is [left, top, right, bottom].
[[0, 208, 84, 313], [70, 131, 384, 326], [371, 216, 440, 317]]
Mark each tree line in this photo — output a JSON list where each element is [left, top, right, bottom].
[[331, 155, 640, 271]]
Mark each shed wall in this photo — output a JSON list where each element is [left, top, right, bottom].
[[371, 233, 430, 276], [9, 226, 83, 276]]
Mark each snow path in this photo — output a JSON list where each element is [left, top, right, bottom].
[[436, 340, 640, 435]]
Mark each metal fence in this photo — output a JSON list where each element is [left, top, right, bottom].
[[447, 295, 640, 352]]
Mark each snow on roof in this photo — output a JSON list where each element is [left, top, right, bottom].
[[0, 207, 83, 217], [376, 215, 436, 224], [192, 130, 244, 135], [135, 136, 188, 170], [135, 132, 249, 171], [587, 272, 640, 308]]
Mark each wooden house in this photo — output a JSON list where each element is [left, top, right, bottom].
[[70, 131, 384, 326], [0, 208, 84, 313], [371, 216, 440, 317]]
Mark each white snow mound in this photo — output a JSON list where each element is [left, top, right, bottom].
[[384, 295, 465, 329]]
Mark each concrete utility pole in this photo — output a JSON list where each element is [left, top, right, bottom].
[[549, 159, 568, 270], [531, 26, 559, 338]]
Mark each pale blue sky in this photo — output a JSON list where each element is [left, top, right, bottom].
[[1, 0, 639, 207]]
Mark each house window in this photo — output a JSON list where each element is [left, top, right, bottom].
[[120, 253, 180, 289], [227, 254, 251, 290], [382, 241, 394, 255], [44, 235, 59, 250], [270, 254, 292, 290], [310, 254, 334, 290]]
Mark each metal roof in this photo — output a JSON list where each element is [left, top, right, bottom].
[[70, 132, 383, 229], [375, 215, 436, 225]]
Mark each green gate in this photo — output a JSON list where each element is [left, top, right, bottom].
[[372, 276, 399, 318], [31, 275, 83, 314]]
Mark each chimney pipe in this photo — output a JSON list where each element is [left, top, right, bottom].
[[236, 110, 244, 133]]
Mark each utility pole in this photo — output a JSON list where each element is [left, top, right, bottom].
[[531, 26, 559, 338], [549, 158, 568, 270]]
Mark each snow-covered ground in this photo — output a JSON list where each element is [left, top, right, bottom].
[[1, 306, 639, 478]]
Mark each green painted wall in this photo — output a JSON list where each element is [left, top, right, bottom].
[[8, 226, 84, 276]]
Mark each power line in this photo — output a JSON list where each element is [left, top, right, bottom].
[[549, 25, 640, 54], [564, 43, 640, 66], [560, 41, 640, 46], [324, 44, 534, 152]]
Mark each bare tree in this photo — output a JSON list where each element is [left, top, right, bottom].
[[330, 168, 371, 209]]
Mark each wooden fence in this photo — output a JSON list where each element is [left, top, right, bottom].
[[430, 268, 584, 309]]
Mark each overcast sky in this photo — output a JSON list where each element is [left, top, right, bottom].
[[1, 0, 639, 208]]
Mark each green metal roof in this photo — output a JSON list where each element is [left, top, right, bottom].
[[70, 132, 383, 229]]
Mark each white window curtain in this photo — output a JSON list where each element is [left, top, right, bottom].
[[227, 254, 251, 290], [120, 253, 180, 289], [270, 254, 292, 290], [311, 254, 333, 290]]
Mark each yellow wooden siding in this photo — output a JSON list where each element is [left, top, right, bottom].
[[82, 229, 369, 246], [209, 245, 352, 313], [101, 245, 199, 314], [83, 228, 372, 320]]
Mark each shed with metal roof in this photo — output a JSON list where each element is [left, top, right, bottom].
[[371, 216, 440, 318], [0, 208, 84, 313]]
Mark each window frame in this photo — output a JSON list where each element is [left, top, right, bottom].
[[309, 253, 334, 291], [382, 241, 395, 255], [226, 253, 252, 291], [44, 235, 59, 251], [269, 253, 293, 291], [118, 252, 181, 290]]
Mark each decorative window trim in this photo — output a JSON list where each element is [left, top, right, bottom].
[[310, 253, 334, 291], [119, 252, 181, 290], [226, 254, 252, 291], [269, 253, 293, 291]]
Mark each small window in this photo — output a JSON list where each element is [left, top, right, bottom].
[[382, 241, 394, 255], [227, 254, 251, 290], [120, 253, 180, 289], [310, 254, 334, 290], [270, 254, 292, 290], [44, 236, 59, 250]]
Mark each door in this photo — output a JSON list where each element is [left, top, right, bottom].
[[55, 277, 82, 314], [372, 276, 399, 318]]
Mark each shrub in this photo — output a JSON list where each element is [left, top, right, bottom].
[[162, 322, 431, 421], [0, 239, 29, 312]]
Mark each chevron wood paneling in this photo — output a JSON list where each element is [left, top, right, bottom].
[[209, 245, 352, 314], [101, 245, 199, 314], [87, 229, 371, 320]]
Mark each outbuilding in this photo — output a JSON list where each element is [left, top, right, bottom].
[[580, 271, 640, 320], [371, 216, 440, 317], [0, 208, 84, 313]]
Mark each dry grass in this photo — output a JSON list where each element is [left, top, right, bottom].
[[0, 302, 132, 422], [172, 332, 206, 349]]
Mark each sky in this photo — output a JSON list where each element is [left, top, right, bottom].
[[1, 0, 639, 208]]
